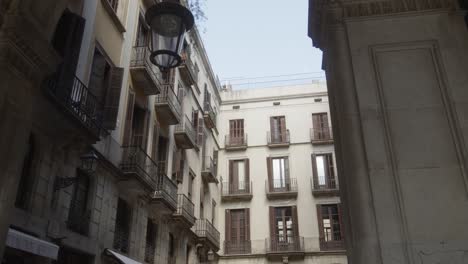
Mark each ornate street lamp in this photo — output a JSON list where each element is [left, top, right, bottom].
[[145, 1, 194, 70], [80, 150, 99, 174]]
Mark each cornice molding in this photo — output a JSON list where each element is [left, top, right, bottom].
[[221, 91, 328, 105]]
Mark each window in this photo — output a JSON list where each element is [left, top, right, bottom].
[[312, 113, 331, 140], [168, 233, 175, 258], [67, 170, 90, 235], [269, 206, 299, 249], [211, 200, 216, 225], [228, 159, 250, 193], [136, 15, 149, 47], [312, 154, 336, 189], [15, 135, 35, 210], [144, 219, 157, 263], [267, 157, 292, 191], [113, 198, 131, 253], [270, 116, 287, 143], [188, 171, 195, 200], [317, 204, 344, 250], [225, 209, 250, 254], [229, 119, 244, 145]]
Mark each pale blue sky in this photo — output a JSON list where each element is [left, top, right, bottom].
[[200, 0, 324, 88]]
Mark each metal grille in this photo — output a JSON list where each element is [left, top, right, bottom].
[[267, 178, 298, 193], [221, 181, 252, 196]]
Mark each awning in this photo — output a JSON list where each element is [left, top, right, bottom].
[[104, 249, 142, 264], [5, 228, 59, 260]]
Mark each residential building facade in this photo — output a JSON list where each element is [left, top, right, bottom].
[[0, 0, 221, 263], [217, 84, 347, 264], [308, 0, 468, 264]]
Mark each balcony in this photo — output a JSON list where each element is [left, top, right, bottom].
[[67, 209, 91, 236], [201, 156, 218, 183], [178, 51, 199, 91], [225, 135, 248, 151], [267, 130, 290, 148], [265, 236, 304, 260], [194, 219, 220, 252], [266, 178, 298, 199], [172, 194, 196, 228], [310, 127, 333, 145], [319, 237, 345, 251], [154, 85, 182, 125], [120, 146, 158, 192], [203, 102, 216, 129], [224, 240, 251, 255], [151, 173, 178, 214], [221, 181, 253, 202], [311, 177, 340, 197], [174, 116, 197, 149], [129, 46, 161, 95], [44, 73, 103, 139]]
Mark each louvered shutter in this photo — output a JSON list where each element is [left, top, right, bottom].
[[280, 116, 287, 142], [103, 67, 124, 130], [269, 117, 275, 142], [172, 148, 180, 180], [123, 92, 135, 146], [244, 159, 250, 193], [269, 207, 276, 250], [151, 122, 160, 160], [197, 117, 204, 147], [312, 114, 321, 139], [228, 160, 234, 193], [213, 150, 219, 175], [267, 157, 273, 191], [292, 206, 299, 249], [327, 154, 336, 188], [245, 208, 250, 242], [177, 150, 185, 183], [311, 154, 318, 189], [142, 110, 150, 151], [225, 209, 231, 244], [338, 204, 345, 241], [284, 157, 290, 191], [322, 113, 330, 138], [317, 205, 325, 250]]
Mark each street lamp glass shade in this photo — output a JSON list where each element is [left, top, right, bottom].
[[146, 2, 194, 70], [80, 151, 98, 173]]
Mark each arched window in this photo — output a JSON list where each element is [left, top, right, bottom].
[[15, 135, 35, 210]]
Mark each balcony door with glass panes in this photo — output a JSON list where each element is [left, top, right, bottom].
[[270, 116, 286, 143], [270, 206, 299, 251], [229, 209, 247, 247], [271, 157, 289, 191], [229, 159, 249, 194], [312, 154, 336, 190], [312, 113, 330, 140], [229, 119, 244, 145], [317, 204, 344, 250]]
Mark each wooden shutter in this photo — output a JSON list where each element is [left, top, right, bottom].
[[123, 92, 135, 146], [151, 122, 160, 160], [177, 151, 185, 183], [326, 154, 335, 188], [172, 148, 180, 179], [269, 117, 275, 140], [317, 205, 325, 249], [338, 204, 345, 241], [292, 206, 299, 238], [141, 110, 150, 151], [225, 209, 231, 242], [244, 159, 250, 192], [312, 114, 321, 139], [103, 67, 124, 130], [269, 207, 276, 242], [280, 116, 287, 142], [311, 154, 318, 189], [284, 157, 290, 185], [177, 86, 184, 103], [245, 208, 250, 241], [267, 157, 273, 190], [213, 150, 219, 174], [197, 117, 204, 146]]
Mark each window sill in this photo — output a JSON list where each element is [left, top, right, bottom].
[[101, 0, 126, 33]]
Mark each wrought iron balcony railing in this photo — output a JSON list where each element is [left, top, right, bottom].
[[173, 194, 196, 226], [266, 178, 298, 199], [153, 173, 178, 210], [310, 127, 333, 143], [265, 236, 304, 253], [174, 116, 197, 149], [267, 130, 290, 146], [201, 156, 218, 183], [224, 240, 252, 255], [130, 46, 162, 95], [312, 177, 339, 192], [155, 85, 182, 124], [203, 102, 217, 129], [225, 134, 248, 149], [180, 50, 199, 88], [44, 73, 103, 137], [120, 146, 158, 188], [221, 181, 252, 196], [194, 219, 220, 250]]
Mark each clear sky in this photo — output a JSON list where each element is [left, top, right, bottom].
[[200, 0, 324, 89]]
